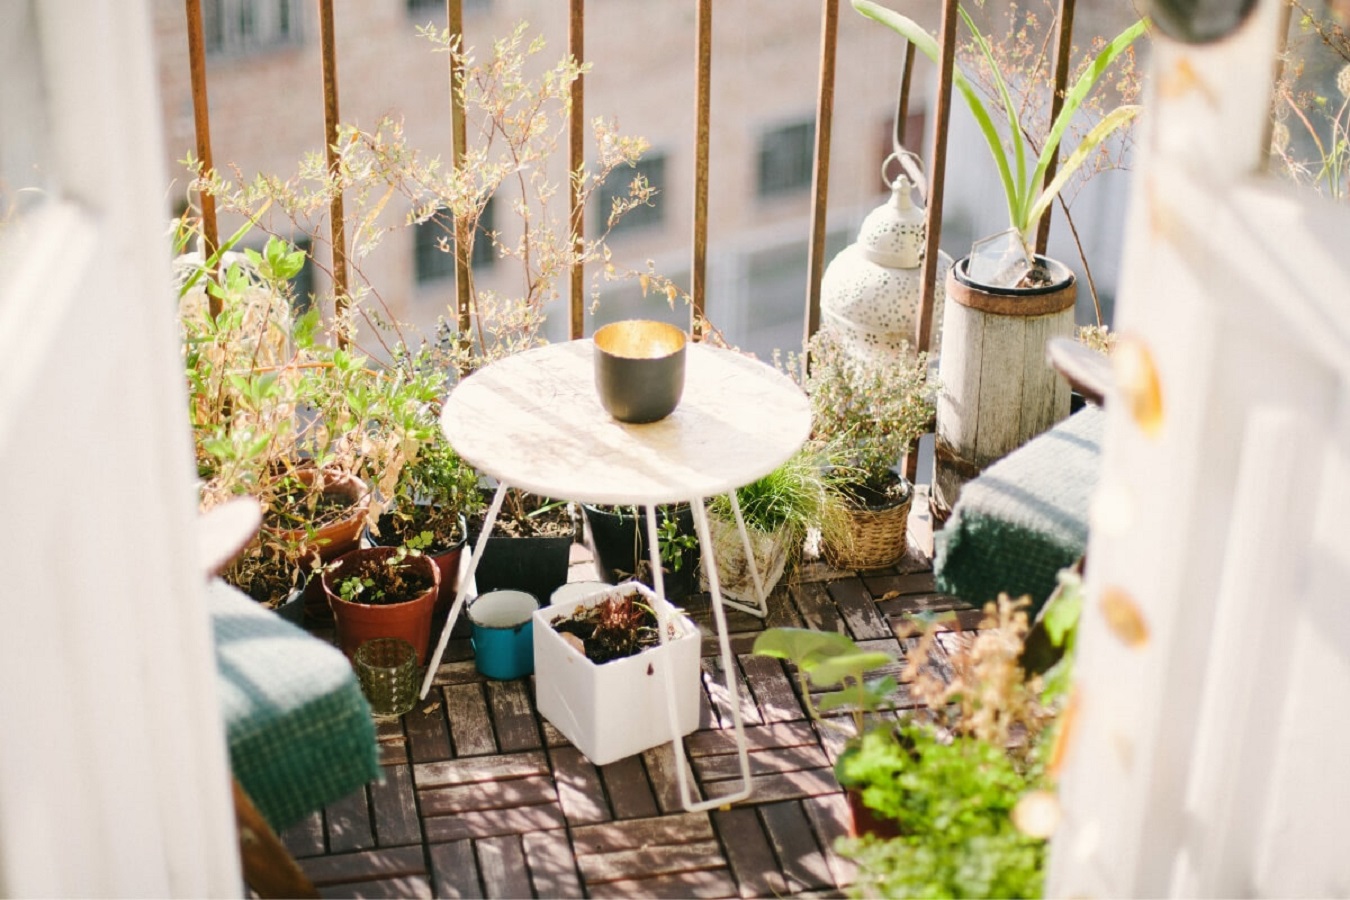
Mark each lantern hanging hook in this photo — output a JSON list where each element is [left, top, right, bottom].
[[882, 150, 927, 203]]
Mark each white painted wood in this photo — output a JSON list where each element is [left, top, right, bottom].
[[1020, 311, 1074, 438], [1048, 0, 1350, 894], [0, 0, 238, 895], [971, 311, 1027, 464]]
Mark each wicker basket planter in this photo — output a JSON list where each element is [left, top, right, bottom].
[[823, 480, 914, 570]]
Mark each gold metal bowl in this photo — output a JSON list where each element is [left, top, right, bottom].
[[593, 320, 688, 423]]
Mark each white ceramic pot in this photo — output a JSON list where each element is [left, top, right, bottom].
[[700, 514, 791, 605], [533, 581, 700, 765]]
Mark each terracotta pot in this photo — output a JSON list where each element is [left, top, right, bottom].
[[323, 547, 439, 665], [846, 787, 902, 839], [366, 512, 467, 618], [263, 468, 371, 622]]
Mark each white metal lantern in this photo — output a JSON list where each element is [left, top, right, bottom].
[[820, 174, 950, 362]]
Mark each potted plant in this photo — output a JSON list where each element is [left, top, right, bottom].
[[581, 503, 701, 600], [701, 448, 850, 604], [853, 2, 1145, 514], [366, 430, 483, 615], [753, 581, 1082, 895], [797, 329, 935, 570], [469, 492, 578, 605], [177, 233, 443, 614], [322, 536, 441, 665], [533, 581, 701, 765]]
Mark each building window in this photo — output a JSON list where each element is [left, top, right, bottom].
[[597, 153, 666, 235], [414, 200, 495, 284], [203, 0, 304, 58], [406, 0, 492, 19], [757, 119, 816, 197]]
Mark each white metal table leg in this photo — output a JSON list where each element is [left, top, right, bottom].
[[655, 498, 753, 812], [715, 490, 769, 619], [418, 481, 508, 699]]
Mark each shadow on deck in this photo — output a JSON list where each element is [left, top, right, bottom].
[[284, 488, 972, 898]]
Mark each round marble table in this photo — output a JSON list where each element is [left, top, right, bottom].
[[420, 338, 811, 812], [441, 339, 810, 504]]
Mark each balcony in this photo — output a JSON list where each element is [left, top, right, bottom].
[[5, 0, 1350, 897]]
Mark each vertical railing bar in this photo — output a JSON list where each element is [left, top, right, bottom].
[[905, 0, 959, 485], [448, 0, 472, 352], [318, 0, 348, 346], [185, 0, 220, 319], [568, 0, 585, 340], [691, 0, 712, 336], [803, 0, 840, 348], [1034, 0, 1076, 257], [895, 42, 916, 152]]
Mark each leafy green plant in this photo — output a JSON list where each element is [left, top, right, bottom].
[[837, 726, 1048, 899], [853, 0, 1146, 254], [332, 533, 435, 605]]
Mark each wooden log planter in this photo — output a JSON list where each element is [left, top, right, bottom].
[[932, 255, 1076, 518]]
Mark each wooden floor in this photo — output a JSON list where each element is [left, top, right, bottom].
[[283, 491, 972, 898]]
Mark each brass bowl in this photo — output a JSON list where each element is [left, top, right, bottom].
[[593, 320, 688, 423]]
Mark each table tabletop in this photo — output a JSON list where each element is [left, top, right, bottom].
[[441, 340, 811, 506]]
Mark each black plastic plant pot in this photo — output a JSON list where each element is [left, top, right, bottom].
[[471, 532, 574, 606], [582, 503, 700, 601], [593, 319, 687, 424]]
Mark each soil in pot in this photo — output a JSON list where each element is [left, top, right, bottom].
[[366, 510, 467, 616], [583, 504, 700, 600], [469, 492, 575, 602], [550, 587, 672, 664]]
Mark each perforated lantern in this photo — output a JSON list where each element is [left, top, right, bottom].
[[820, 175, 950, 362]]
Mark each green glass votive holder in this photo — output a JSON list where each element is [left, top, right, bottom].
[[354, 637, 418, 717]]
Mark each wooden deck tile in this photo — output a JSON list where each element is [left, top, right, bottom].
[[317, 875, 432, 898], [599, 755, 659, 820], [523, 828, 585, 899], [863, 571, 937, 596], [431, 654, 481, 686], [445, 682, 498, 757], [428, 840, 483, 899], [577, 838, 725, 884], [485, 680, 542, 752], [790, 581, 846, 634], [713, 806, 792, 898], [759, 800, 833, 892], [298, 845, 426, 887], [685, 720, 818, 756], [422, 801, 567, 841], [701, 656, 762, 729], [419, 774, 558, 816], [585, 868, 739, 899], [549, 745, 611, 826], [405, 691, 452, 763], [692, 742, 831, 781], [827, 577, 895, 641], [325, 786, 375, 854], [571, 811, 714, 854], [704, 766, 839, 805], [415, 751, 550, 788], [374, 716, 409, 767], [642, 741, 701, 813], [803, 792, 858, 890], [739, 653, 805, 722], [281, 810, 326, 859], [764, 584, 807, 627], [476, 834, 533, 899], [369, 763, 421, 847]]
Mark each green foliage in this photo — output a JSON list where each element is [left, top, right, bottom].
[[752, 627, 897, 740], [708, 449, 849, 551], [853, 0, 1145, 249], [837, 727, 1047, 899]]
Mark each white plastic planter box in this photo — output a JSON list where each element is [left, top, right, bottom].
[[533, 581, 700, 766]]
